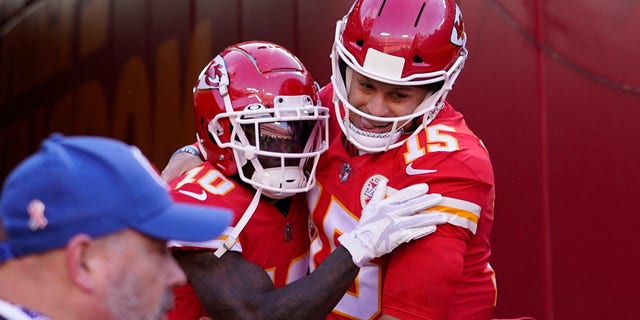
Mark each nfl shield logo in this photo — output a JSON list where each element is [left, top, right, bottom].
[[360, 175, 388, 208]]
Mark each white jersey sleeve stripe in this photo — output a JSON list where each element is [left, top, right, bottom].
[[425, 196, 481, 234], [167, 226, 243, 252], [440, 197, 481, 217]]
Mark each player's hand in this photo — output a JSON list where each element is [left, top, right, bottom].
[[161, 149, 204, 182], [338, 179, 446, 267]]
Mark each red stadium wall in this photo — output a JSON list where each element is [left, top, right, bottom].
[[2, 1, 639, 319]]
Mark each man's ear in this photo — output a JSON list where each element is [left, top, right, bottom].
[[65, 233, 97, 293]]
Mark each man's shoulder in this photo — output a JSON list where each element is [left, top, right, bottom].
[[395, 113, 493, 184], [169, 162, 249, 210]]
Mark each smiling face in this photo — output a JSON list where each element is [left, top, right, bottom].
[[330, 0, 466, 152], [346, 71, 430, 133]]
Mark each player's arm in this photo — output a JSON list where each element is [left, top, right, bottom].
[[175, 247, 360, 320], [176, 180, 447, 320], [381, 171, 492, 319], [381, 224, 468, 319], [161, 144, 204, 182]]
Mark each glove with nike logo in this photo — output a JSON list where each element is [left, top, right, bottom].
[[338, 179, 446, 267]]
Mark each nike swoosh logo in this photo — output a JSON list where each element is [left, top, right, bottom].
[[405, 163, 438, 175], [178, 189, 207, 201]]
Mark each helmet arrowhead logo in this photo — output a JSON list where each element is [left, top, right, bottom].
[[450, 4, 466, 47], [201, 54, 229, 89]]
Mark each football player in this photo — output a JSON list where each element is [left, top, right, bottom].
[[165, 41, 447, 320], [308, 0, 497, 318]]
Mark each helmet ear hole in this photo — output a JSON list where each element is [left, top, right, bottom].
[[338, 60, 348, 83], [413, 55, 424, 63], [424, 81, 445, 94], [200, 117, 213, 141]]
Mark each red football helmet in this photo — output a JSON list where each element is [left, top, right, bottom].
[[331, 0, 468, 152], [193, 41, 329, 199]]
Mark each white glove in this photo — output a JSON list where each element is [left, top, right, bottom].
[[339, 179, 446, 267]]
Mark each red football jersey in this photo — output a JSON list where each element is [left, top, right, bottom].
[[166, 162, 310, 320], [307, 84, 496, 319]]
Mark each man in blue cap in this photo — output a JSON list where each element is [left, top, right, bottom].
[[0, 134, 232, 320]]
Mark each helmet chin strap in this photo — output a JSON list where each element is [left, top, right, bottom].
[[213, 83, 264, 258], [214, 188, 262, 258]]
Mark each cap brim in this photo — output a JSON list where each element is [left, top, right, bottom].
[[134, 202, 232, 242]]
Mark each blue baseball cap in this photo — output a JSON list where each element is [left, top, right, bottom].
[[0, 134, 232, 262]]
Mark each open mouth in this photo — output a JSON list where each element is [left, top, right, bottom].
[[355, 116, 392, 133]]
